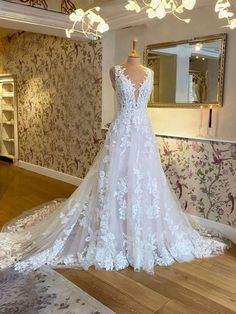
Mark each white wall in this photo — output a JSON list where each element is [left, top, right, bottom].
[[102, 5, 236, 141], [102, 30, 116, 127]]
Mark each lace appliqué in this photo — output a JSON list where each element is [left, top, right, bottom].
[[0, 64, 229, 274]]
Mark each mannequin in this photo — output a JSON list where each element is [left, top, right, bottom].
[[110, 40, 147, 93]]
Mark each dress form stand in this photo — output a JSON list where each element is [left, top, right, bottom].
[[110, 40, 147, 90], [125, 39, 141, 65]]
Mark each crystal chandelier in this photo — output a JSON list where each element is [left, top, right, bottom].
[[215, 0, 236, 29], [65, 6, 109, 40], [125, 0, 196, 23]]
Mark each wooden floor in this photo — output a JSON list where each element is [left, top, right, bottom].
[[0, 160, 76, 225], [1, 160, 236, 314]]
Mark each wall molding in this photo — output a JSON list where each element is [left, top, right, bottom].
[[17, 161, 82, 186], [155, 132, 236, 144], [0, 0, 85, 39], [102, 127, 236, 144]]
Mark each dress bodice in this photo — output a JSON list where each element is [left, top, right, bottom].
[[114, 65, 153, 113]]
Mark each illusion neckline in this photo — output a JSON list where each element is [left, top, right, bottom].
[[117, 64, 149, 89], [116, 65, 150, 103]]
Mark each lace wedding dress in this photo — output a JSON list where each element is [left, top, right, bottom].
[[0, 65, 229, 274]]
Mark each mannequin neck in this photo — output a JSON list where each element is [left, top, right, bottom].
[[126, 56, 141, 65]]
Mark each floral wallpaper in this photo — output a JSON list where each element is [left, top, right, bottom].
[[6, 0, 113, 13], [6, 0, 88, 14], [158, 137, 236, 227], [0, 31, 104, 178]]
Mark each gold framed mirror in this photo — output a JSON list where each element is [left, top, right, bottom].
[[144, 33, 227, 108]]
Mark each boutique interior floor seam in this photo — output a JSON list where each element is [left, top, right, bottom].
[[1, 160, 236, 314]]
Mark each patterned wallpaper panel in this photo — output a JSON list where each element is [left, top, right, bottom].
[[0, 31, 104, 178], [5, 0, 73, 13], [4, 0, 105, 14], [158, 137, 236, 227]]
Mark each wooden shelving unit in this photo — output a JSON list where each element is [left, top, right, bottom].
[[0, 75, 18, 162]]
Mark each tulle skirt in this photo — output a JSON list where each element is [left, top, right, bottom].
[[0, 110, 230, 274]]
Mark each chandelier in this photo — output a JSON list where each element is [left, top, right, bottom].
[[65, 0, 236, 40], [125, 0, 197, 23], [215, 0, 236, 29], [125, 0, 236, 28], [65, 6, 109, 40]]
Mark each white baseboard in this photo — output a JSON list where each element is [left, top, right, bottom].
[[17, 161, 82, 186]]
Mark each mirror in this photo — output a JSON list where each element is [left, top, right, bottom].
[[144, 34, 227, 108]]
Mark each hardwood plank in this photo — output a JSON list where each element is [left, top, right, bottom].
[[121, 267, 233, 314], [88, 267, 169, 312], [154, 265, 236, 312], [57, 268, 154, 314], [0, 161, 76, 226], [226, 243, 236, 257], [172, 261, 236, 293], [195, 256, 236, 281], [156, 299, 201, 314]]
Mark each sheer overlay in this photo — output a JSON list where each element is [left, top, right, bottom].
[[0, 65, 230, 274]]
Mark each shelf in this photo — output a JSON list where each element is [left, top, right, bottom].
[[2, 121, 14, 125], [3, 138, 14, 142], [0, 82, 14, 94], [2, 106, 14, 111], [0, 153, 14, 159], [0, 75, 17, 163], [1, 92, 14, 97], [0, 79, 14, 83]]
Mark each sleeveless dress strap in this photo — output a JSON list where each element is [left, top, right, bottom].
[[114, 65, 122, 79]]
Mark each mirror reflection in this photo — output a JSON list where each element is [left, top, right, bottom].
[[145, 34, 226, 108]]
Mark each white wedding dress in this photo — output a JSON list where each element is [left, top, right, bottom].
[[0, 65, 229, 274]]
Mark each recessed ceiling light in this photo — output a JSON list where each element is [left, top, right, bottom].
[[195, 43, 202, 51]]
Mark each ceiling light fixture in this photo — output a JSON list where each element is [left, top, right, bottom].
[[125, 0, 196, 23], [125, 0, 236, 29], [65, 6, 109, 40], [195, 43, 202, 51], [215, 0, 236, 29], [65, 0, 236, 39]]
